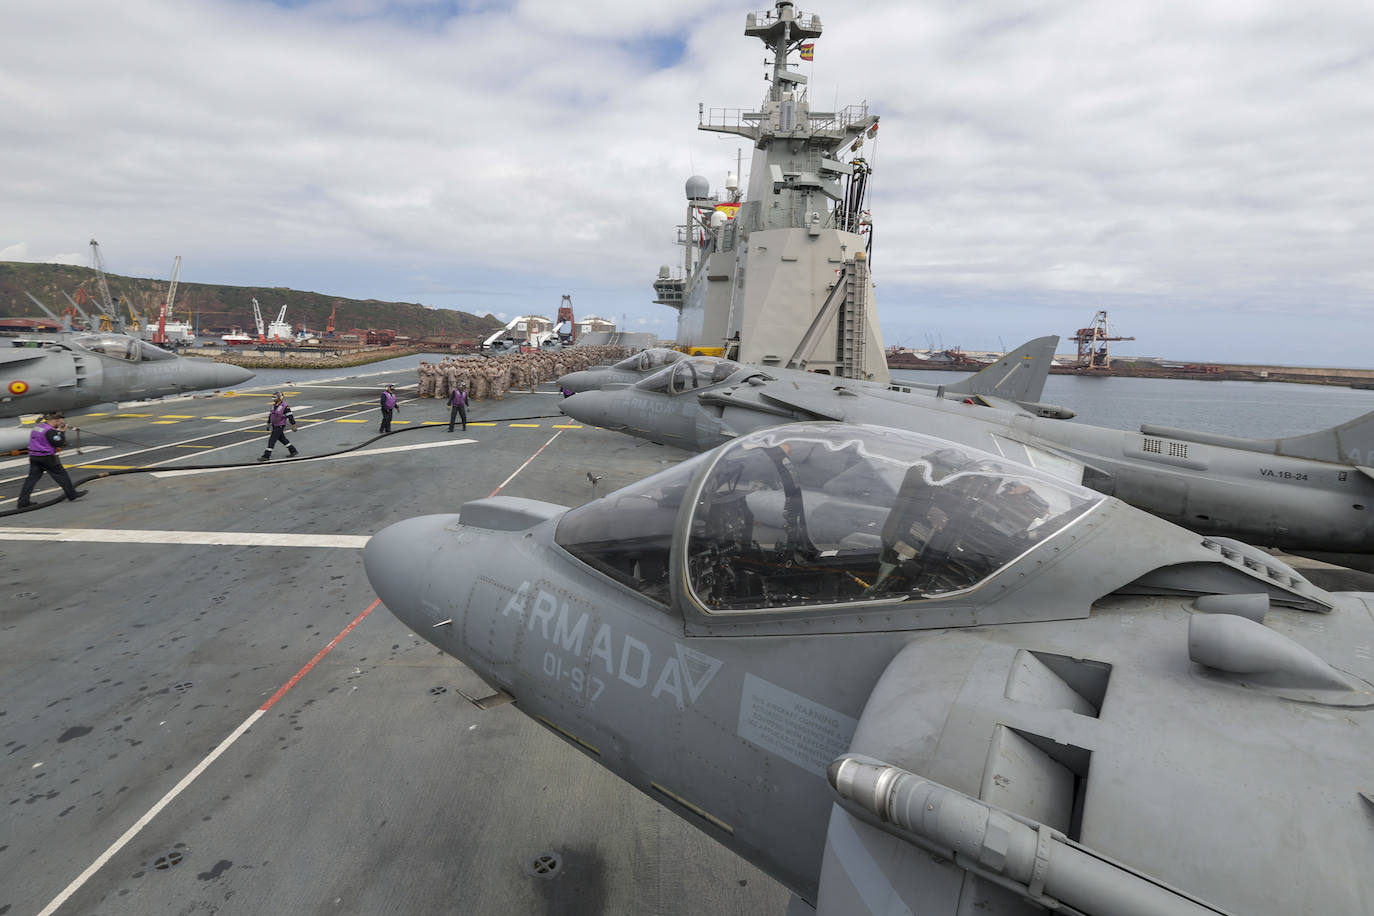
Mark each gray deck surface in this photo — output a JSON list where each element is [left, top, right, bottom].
[[0, 371, 790, 915]]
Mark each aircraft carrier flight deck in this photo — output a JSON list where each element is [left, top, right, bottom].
[[0, 371, 791, 915]]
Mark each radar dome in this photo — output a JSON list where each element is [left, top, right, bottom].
[[685, 175, 710, 200], [725, 172, 739, 191]]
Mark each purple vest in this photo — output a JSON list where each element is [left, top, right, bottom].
[[28, 423, 57, 457], [449, 389, 466, 407], [269, 404, 289, 427], [383, 392, 397, 410]]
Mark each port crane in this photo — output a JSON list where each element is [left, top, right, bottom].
[[152, 255, 182, 346], [88, 239, 123, 332], [1071, 310, 1135, 370], [325, 303, 339, 337], [251, 298, 267, 342], [555, 294, 575, 344], [268, 305, 291, 341]]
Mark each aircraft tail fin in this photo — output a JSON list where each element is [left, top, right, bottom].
[[1275, 406, 1374, 466], [942, 336, 1057, 403]]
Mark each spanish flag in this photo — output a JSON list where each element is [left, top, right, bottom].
[[799, 42, 814, 61]]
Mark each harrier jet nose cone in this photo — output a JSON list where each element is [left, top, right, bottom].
[[180, 358, 256, 392], [558, 370, 596, 394], [560, 391, 622, 429], [364, 515, 453, 627]]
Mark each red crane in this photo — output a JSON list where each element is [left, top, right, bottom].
[[153, 255, 181, 346]]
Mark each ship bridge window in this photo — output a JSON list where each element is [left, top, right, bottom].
[[70, 334, 140, 361], [554, 451, 714, 607], [613, 348, 685, 374], [685, 425, 1103, 613]]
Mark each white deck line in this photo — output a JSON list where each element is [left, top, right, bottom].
[[149, 437, 475, 477], [0, 528, 372, 548]]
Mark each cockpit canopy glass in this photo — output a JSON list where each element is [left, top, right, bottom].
[[634, 356, 743, 394], [685, 425, 1104, 612], [138, 341, 178, 361], [612, 348, 685, 374], [70, 334, 142, 361], [554, 451, 715, 606]]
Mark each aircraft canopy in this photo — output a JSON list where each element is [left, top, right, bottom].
[[635, 356, 746, 394], [69, 334, 179, 362], [612, 348, 686, 374], [555, 424, 1104, 614]]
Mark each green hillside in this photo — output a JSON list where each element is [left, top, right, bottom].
[[0, 261, 501, 340]]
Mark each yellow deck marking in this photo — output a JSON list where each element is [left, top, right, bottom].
[[553, 424, 582, 429], [202, 416, 237, 420], [80, 464, 136, 470], [158, 415, 195, 419], [222, 390, 299, 398], [469, 422, 498, 427], [150, 420, 180, 425], [115, 413, 154, 417], [337, 418, 367, 423], [83, 412, 109, 417], [509, 423, 540, 428]]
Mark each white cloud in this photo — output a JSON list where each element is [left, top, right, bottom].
[[0, 0, 1370, 363]]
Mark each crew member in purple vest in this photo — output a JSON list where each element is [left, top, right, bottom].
[[447, 384, 468, 432], [258, 392, 298, 462], [379, 384, 399, 434], [16, 412, 84, 508]]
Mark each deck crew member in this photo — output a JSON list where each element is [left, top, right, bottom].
[[379, 384, 399, 433], [16, 412, 85, 508], [447, 385, 468, 432], [258, 392, 299, 462]]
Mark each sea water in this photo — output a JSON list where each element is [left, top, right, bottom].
[[232, 354, 1374, 442], [890, 369, 1374, 439]]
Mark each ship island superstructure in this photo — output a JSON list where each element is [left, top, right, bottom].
[[653, 1, 888, 382]]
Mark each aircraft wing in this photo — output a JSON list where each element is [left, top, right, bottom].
[[0, 347, 49, 367], [697, 382, 852, 422], [816, 643, 1236, 916], [970, 393, 1031, 414]]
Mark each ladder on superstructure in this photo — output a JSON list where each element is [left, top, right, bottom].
[[838, 255, 869, 379]]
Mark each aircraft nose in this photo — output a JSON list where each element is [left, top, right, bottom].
[[180, 358, 256, 392], [558, 370, 593, 394], [560, 390, 624, 429], [364, 514, 453, 629]]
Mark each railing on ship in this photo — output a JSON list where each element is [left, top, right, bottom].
[[700, 102, 871, 135], [747, 8, 821, 30], [732, 201, 870, 234]]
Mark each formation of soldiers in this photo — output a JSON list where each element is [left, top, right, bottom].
[[415, 346, 632, 401]]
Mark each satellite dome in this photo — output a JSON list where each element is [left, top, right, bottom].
[[685, 175, 710, 200]]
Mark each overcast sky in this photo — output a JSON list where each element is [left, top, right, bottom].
[[3, 0, 1371, 365]]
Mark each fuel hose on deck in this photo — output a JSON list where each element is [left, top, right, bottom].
[[0, 413, 567, 518]]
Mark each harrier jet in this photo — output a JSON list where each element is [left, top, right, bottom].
[[559, 354, 1374, 566], [1, 332, 254, 450], [367, 423, 1374, 915]]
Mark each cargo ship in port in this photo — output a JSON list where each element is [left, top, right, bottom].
[[652, 0, 888, 383]]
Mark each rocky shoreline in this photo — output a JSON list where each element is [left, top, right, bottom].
[[211, 346, 425, 370]]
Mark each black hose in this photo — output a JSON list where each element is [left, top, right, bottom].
[[1, 412, 568, 519]]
